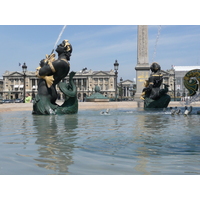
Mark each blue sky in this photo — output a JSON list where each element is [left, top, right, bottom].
[[1, 25, 200, 81]]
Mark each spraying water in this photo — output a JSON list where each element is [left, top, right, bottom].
[[51, 25, 67, 54], [152, 25, 161, 63]]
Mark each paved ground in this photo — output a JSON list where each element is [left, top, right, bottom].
[[0, 101, 200, 113]]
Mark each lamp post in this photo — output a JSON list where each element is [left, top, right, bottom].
[[88, 86, 90, 96], [120, 77, 123, 101], [82, 85, 85, 102], [22, 63, 27, 103], [114, 60, 119, 101], [173, 69, 176, 101]]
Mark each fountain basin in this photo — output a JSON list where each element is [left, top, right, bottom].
[[1, 101, 200, 113], [1, 106, 200, 175]]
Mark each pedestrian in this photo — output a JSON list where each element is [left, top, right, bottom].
[[25, 93, 32, 103]]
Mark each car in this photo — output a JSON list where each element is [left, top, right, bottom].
[[15, 99, 23, 103], [3, 99, 15, 103], [3, 99, 10, 103]]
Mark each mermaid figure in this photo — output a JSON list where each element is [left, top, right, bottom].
[[32, 40, 78, 115], [141, 62, 171, 109]]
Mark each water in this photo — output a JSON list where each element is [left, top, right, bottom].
[[53, 25, 67, 50], [0, 108, 200, 175]]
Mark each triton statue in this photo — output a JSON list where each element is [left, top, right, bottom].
[[32, 40, 78, 115], [141, 62, 170, 109]]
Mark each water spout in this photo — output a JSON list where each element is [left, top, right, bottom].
[[51, 25, 67, 54]]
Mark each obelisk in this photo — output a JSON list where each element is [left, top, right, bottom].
[[134, 25, 150, 100]]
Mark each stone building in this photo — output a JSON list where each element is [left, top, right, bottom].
[[160, 68, 175, 97], [119, 79, 136, 100], [64, 69, 117, 101], [4, 66, 197, 101], [2, 70, 38, 100], [2, 69, 135, 101]]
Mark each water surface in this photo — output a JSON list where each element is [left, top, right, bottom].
[[0, 108, 200, 175]]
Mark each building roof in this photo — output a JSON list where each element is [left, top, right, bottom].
[[173, 66, 200, 71]]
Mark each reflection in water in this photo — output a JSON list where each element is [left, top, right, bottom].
[[32, 114, 78, 174], [1, 109, 200, 175], [127, 113, 169, 174], [132, 111, 200, 174]]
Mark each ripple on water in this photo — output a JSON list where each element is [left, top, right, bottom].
[[0, 109, 200, 175]]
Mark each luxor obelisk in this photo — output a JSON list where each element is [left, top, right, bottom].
[[134, 25, 150, 100]]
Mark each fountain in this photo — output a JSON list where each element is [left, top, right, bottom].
[[32, 40, 78, 115], [178, 69, 200, 107], [1, 107, 200, 175], [140, 62, 171, 109], [85, 86, 109, 102], [1, 26, 200, 176]]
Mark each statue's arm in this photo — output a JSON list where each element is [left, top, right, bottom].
[[38, 60, 56, 76]]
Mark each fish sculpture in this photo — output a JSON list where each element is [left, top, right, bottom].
[[183, 69, 200, 96]]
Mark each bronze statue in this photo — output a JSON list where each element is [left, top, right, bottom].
[[141, 62, 170, 109], [32, 40, 78, 115], [183, 69, 200, 96]]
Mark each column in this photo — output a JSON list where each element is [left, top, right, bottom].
[[135, 25, 150, 100]]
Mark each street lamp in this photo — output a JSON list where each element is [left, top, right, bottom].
[[114, 60, 119, 101], [22, 63, 27, 103], [173, 69, 176, 101], [88, 86, 90, 96], [120, 77, 123, 101], [82, 85, 85, 102]]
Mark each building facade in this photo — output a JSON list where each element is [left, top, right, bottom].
[[5, 66, 195, 101], [64, 69, 117, 101], [119, 79, 136, 100], [2, 70, 38, 100], [2, 69, 136, 101]]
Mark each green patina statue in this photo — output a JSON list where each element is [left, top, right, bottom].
[[32, 40, 78, 115], [141, 62, 171, 109], [183, 69, 200, 114], [183, 69, 200, 96], [86, 86, 109, 102]]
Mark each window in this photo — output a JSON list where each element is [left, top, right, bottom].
[[32, 79, 36, 86], [83, 79, 87, 88]]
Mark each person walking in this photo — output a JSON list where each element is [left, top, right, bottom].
[[25, 93, 32, 103]]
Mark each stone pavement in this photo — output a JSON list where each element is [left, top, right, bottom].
[[0, 101, 200, 113]]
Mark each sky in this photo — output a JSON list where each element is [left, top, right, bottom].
[[1, 25, 200, 82]]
